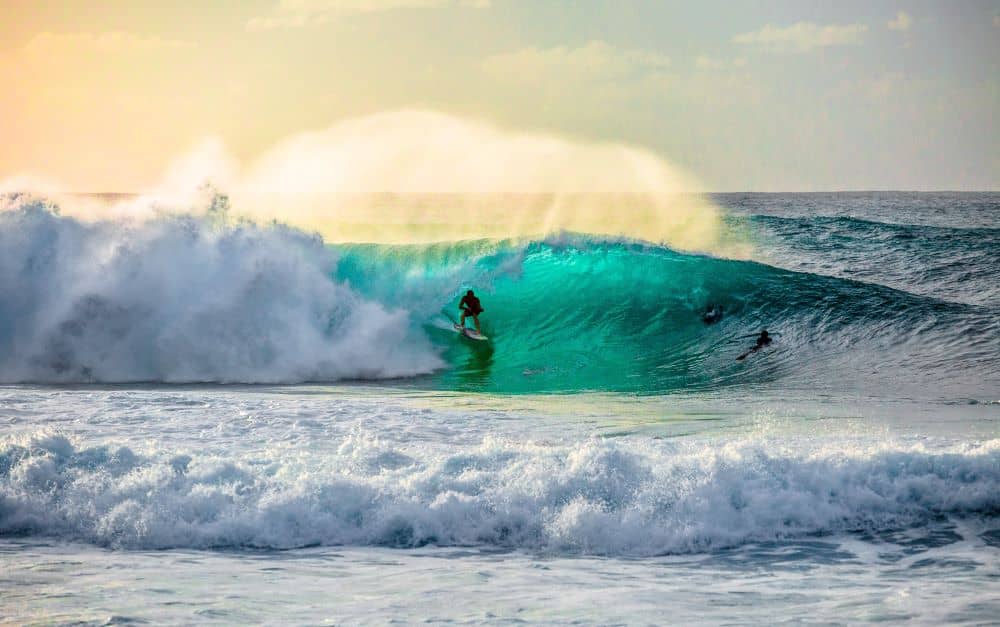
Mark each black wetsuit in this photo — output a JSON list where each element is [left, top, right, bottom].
[[459, 294, 484, 316], [737, 332, 771, 360]]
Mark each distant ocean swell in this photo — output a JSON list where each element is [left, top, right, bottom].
[[747, 213, 1000, 306], [1, 430, 997, 554], [1, 196, 997, 394]]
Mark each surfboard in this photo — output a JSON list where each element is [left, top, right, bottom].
[[454, 324, 488, 341]]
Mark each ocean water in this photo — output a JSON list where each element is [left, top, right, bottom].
[[1, 192, 998, 624]]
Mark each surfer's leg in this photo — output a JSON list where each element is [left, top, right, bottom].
[[459, 311, 467, 327], [473, 314, 481, 333]]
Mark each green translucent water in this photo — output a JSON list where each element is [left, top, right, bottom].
[[332, 235, 985, 394]]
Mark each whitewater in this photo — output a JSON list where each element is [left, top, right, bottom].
[[2, 191, 998, 624]]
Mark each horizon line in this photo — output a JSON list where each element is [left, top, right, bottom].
[[12, 189, 1000, 196]]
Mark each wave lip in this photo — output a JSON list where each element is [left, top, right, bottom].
[[2, 431, 997, 555], [0, 199, 442, 383]]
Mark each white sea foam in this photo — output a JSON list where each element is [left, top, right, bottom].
[[2, 428, 996, 554], [0, 199, 442, 383]]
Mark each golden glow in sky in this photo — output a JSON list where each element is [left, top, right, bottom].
[[2, 1, 998, 192]]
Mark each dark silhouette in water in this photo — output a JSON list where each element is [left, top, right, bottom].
[[737, 330, 772, 361], [702, 304, 723, 324], [458, 290, 484, 333]]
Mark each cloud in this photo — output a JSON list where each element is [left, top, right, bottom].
[[994, 15, 1000, 27], [22, 31, 192, 56], [694, 55, 747, 71], [4, 31, 193, 87], [483, 40, 670, 83], [248, 0, 489, 31], [7, 31, 193, 85], [733, 22, 868, 53], [887, 11, 912, 31]]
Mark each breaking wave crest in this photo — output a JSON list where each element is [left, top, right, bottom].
[[2, 194, 997, 397], [0, 198, 441, 383], [1, 430, 997, 554]]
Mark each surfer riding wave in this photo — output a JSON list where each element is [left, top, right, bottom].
[[458, 290, 484, 334], [737, 330, 772, 361]]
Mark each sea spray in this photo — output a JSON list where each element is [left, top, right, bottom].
[[5, 111, 742, 255], [0, 198, 441, 383]]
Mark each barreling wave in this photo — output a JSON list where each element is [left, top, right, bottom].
[[334, 234, 1000, 396], [1, 430, 997, 554], [1, 196, 996, 396]]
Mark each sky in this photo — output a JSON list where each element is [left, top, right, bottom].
[[2, 0, 998, 192]]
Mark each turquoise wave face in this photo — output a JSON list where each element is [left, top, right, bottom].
[[332, 236, 999, 395], [5, 194, 995, 393]]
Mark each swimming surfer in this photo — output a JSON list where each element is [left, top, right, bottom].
[[458, 289, 484, 334], [703, 304, 723, 324], [736, 330, 771, 361]]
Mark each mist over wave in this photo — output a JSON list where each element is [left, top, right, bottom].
[[6, 110, 739, 255], [0, 197, 441, 383], [2, 429, 996, 554]]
